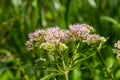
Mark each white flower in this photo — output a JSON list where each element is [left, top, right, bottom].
[[113, 40, 120, 59]]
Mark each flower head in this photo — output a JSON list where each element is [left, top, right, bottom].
[[80, 24, 95, 33], [57, 42, 68, 52], [69, 24, 94, 40], [86, 34, 106, 45], [114, 40, 120, 49], [40, 42, 68, 53], [40, 42, 56, 52], [44, 27, 65, 43], [44, 26, 72, 43], [113, 40, 120, 59], [61, 30, 73, 43], [25, 29, 46, 51], [25, 24, 105, 52]]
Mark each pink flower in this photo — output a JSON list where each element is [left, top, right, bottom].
[[25, 29, 46, 51], [86, 34, 105, 45], [25, 23, 105, 51], [44, 27, 66, 43], [69, 24, 93, 40]]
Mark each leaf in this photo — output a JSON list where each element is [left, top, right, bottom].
[[11, 0, 22, 8], [40, 73, 59, 80], [32, 0, 38, 8], [88, 0, 97, 8], [53, 0, 61, 11], [72, 68, 81, 80], [0, 69, 14, 80], [0, 49, 14, 62], [45, 68, 59, 73], [0, 49, 11, 55], [71, 53, 96, 70], [115, 69, 120, 79], [106, 57, 114, 68], [100, 16, 118, 24]]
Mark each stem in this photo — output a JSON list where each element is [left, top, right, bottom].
[[62, 55, 69, 80], [53, 53, 63, 73], [70, 53, 95, 70], [61, 52, 69, 80], [69, 42, 81, 68], [64, 71, 69, 80], [73, 42, 81, 54], [53, 52, 69, 80], [62, 58, 66, 69], [97, 44, 114, 80]]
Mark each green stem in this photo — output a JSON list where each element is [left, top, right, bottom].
[[97, 44, 114, 80], [70, 53, 95, 70], [61, 55, 69, 80], [53, 54, 63, 73], [62, 58, 66, 69], [64, 70, 69, 80], [69, 42, 81, 68], [62, 59, 69, 80]]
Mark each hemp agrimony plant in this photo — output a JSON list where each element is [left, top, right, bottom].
[[25, 24, 115, 80]]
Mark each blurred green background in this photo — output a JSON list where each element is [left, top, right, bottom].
[[0, 0, 120, 80]]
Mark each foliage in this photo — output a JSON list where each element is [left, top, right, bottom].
[[0, 0, 120, 80]]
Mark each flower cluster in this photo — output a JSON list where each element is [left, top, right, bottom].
[[25, 26, 70, 52], [113, 40, 120, 59], [69, 24, 105, 45], [44, 27, 65, 43], [25, 24, 106, 52], [86, 34, 106, 45], [69, 24, 95, 40], [25, 29, 46, 51]]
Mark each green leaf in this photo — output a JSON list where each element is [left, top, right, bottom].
[[45, 68, 59, 72], [72, 68, 81, 80], [32, 0, 38, 8], [71, 53, 96, 70], [11, 0, 22, 8], [0, 69, 14, 80], [0, 49, 14, 62], [106, 57, 114, 68], [100, 16, 118, 24], [88, 0, 97, 8], [0, 49, 11, 55], [53, 0, 61, 11], [72, 52, 86, 63], [115, 69, 120, 79], [40, 73, 59, 80]]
